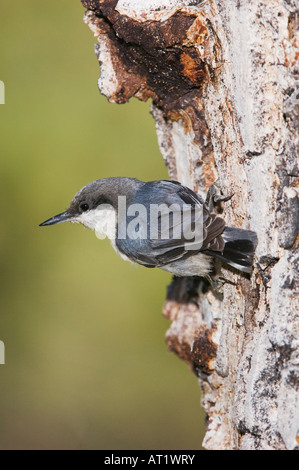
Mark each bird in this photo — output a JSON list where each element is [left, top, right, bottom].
[[40, 177, 258, 277]]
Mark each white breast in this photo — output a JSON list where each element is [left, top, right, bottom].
[[74, 206, 132, 263]]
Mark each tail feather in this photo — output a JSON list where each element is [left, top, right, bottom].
[[205, 227, 258, 273]]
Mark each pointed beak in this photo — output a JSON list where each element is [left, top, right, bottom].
[[39, 211, 71, 227]]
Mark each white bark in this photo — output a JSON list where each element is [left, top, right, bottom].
[[82, 0, 299, 450]]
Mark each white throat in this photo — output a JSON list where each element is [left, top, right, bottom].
[[75, 205, 117, 240], [74, 206, 132, 263]]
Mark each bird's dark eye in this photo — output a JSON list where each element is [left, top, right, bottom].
[[79, 201, 89, 212]]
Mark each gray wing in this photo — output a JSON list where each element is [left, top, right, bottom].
[[116, 180, 226, 268]]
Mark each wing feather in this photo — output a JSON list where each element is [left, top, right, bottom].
[[116, 181, 226, 267]]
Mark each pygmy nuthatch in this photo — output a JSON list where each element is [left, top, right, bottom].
[[40, 177, 258, 277]]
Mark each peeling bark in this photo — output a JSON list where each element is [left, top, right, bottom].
[[81, 0, 299, 450]]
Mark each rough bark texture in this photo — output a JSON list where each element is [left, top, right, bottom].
[[81, 0, 299, 450]]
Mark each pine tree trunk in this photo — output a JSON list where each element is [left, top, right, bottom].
[[81, 0, 299, 450]]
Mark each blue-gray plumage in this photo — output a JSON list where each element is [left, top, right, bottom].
[[40, 177, 258, 276]]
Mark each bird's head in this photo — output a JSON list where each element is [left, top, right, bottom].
[[39, 177, 143, 238]]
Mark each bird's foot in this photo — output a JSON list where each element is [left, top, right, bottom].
[[204, 274, 236, 299], [205, 179, 234, 212]]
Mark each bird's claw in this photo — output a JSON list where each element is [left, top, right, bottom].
[[205, 179, 234, 212]]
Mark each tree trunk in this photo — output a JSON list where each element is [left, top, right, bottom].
[[81, 0, 299, 450]]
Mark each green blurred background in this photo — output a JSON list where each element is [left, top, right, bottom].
[[0, 1, 205, 449]]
